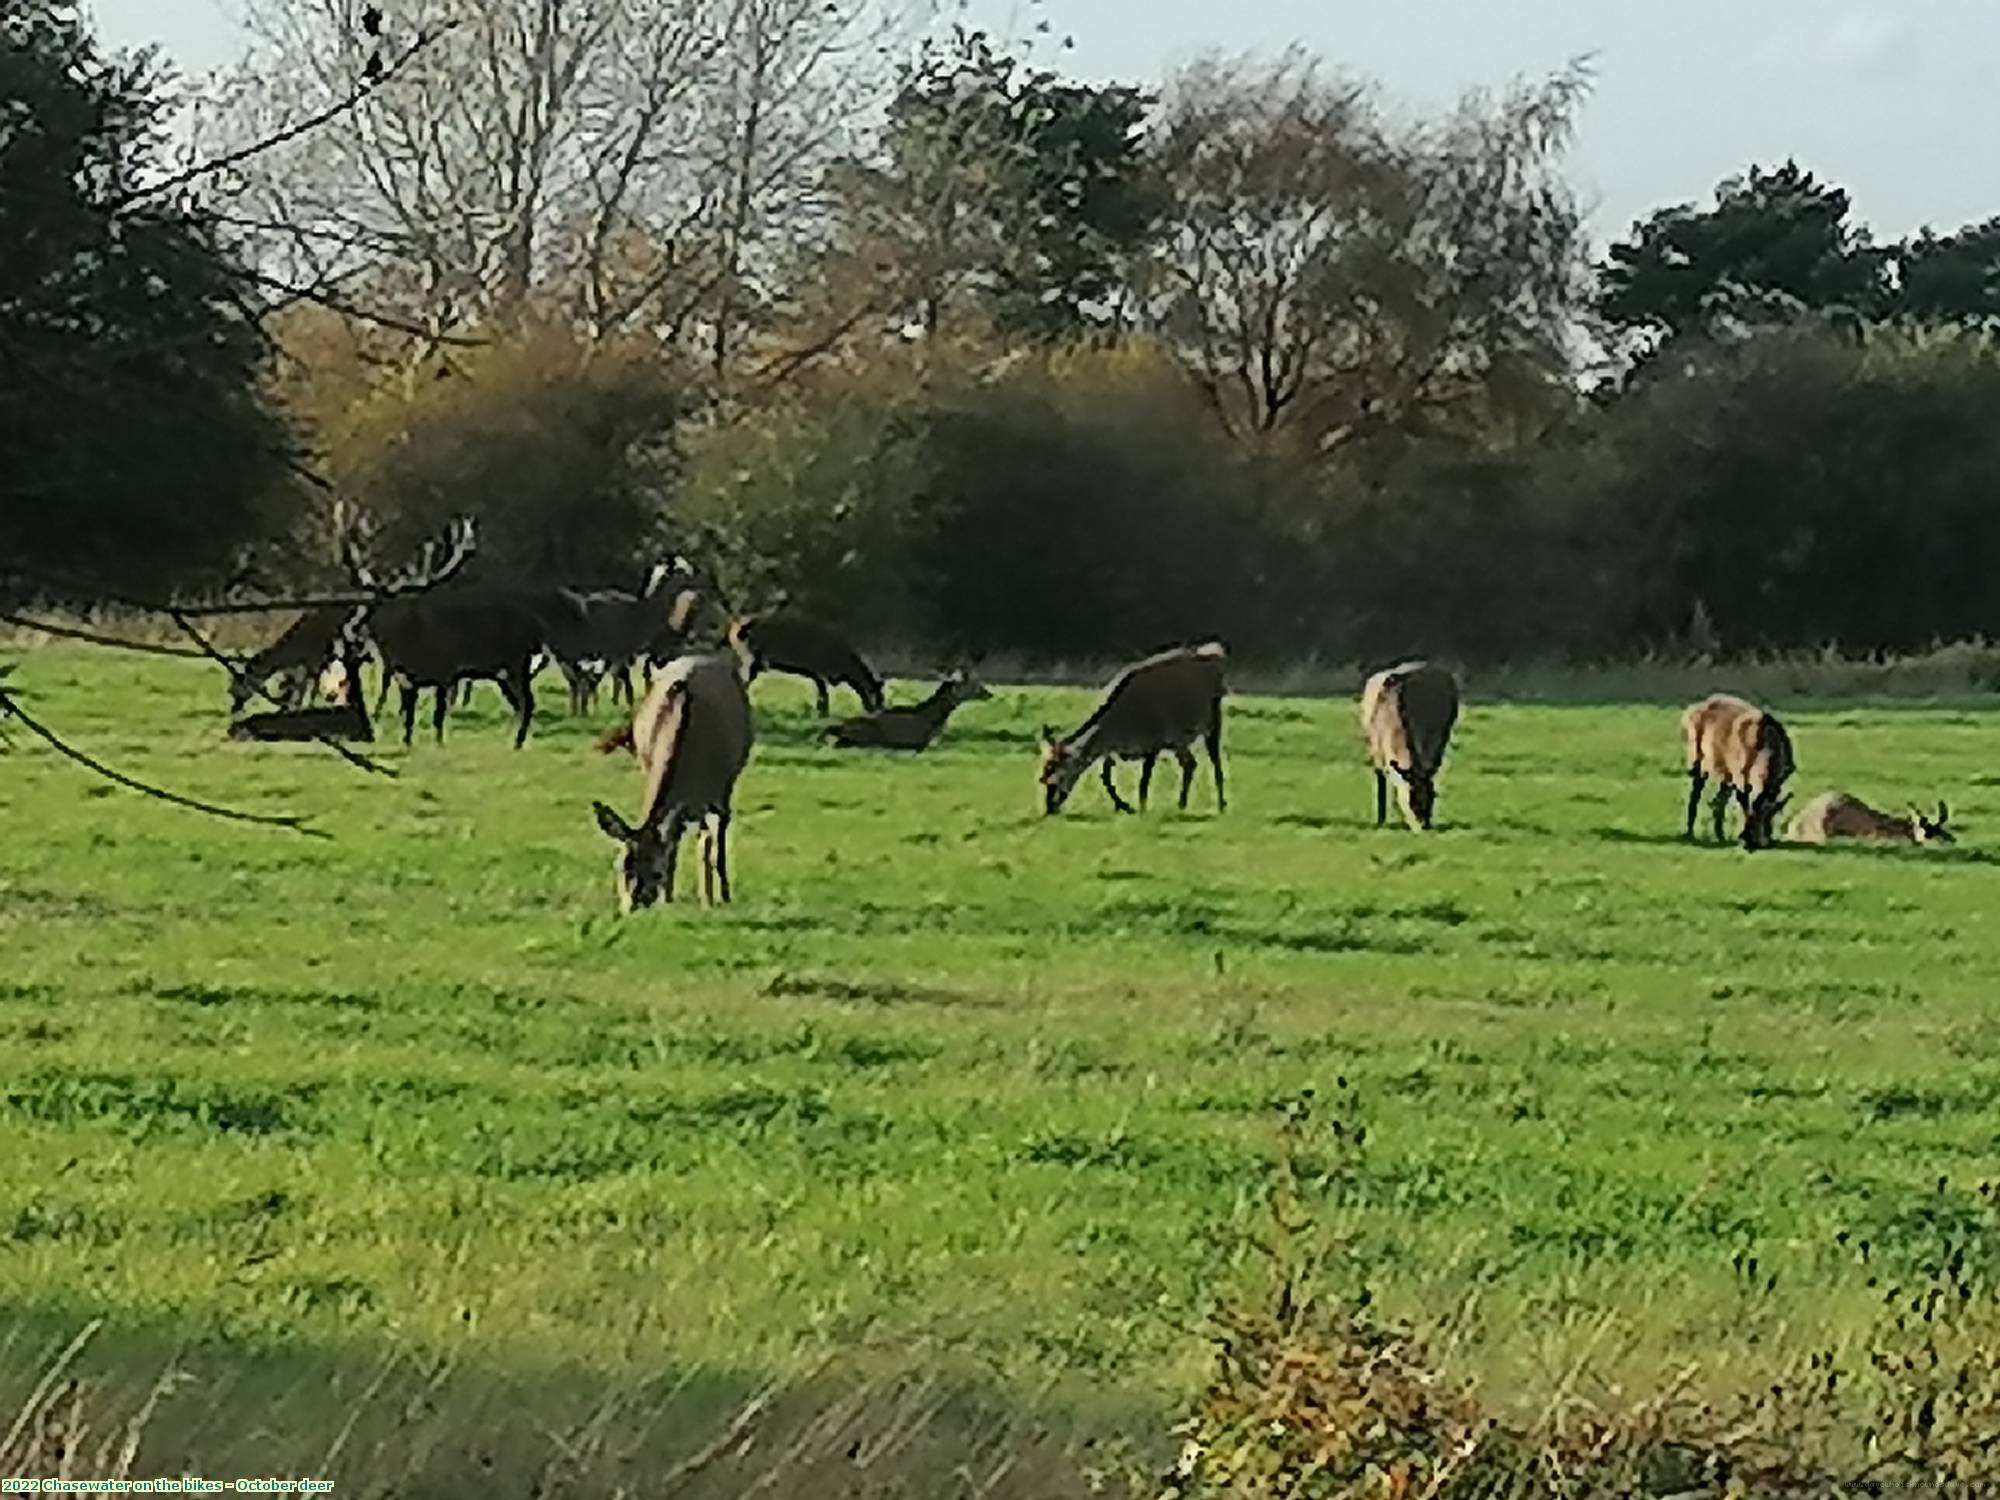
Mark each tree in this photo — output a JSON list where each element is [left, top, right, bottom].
[[1597, 160, 1887, 359], [1144, 50, 1592, 452], [1, 0, 291, 601], [218, 0, 912, 375], [1895, 217, 2000, 327], [799, 27, 1158, 350]]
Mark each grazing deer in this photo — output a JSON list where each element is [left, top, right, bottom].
[[229, 622, 373, 743], [1787, 792, 1954, 846], [1038, 643, 1227, 816], [728, 612, 885, 717], [1681, 693, 1796, 851], [229, 605, 352, 715], [1359, 660, 1460, 831], [591, 651, 754, 909], [824, 671, 991, 751]]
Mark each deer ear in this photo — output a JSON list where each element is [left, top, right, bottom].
[[592, 801, 635, 843], [1939, 800, 1950, 824]]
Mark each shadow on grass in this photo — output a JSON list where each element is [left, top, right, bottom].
[[0, 1312, 1134, 1499]]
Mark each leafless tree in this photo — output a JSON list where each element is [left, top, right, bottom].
[[1144, 49, 1594, 451], [215, 0, 927, 374]]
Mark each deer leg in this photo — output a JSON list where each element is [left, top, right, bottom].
[[1204, 714, 1226, 812], [501, 665, 534, 749], [432, 685, 450, 743], [1100, 758, 1135, 814], [399, 683, 419, 746], [1176, 747, 1198, 810], [1684, 768, 1705, 839], [813, 677, 830, 717], [1710, 782, 1733, 843], [661, 812, 685, 903], [1374, 768, 1389, 827], [1137, 753, 1158, 811], [712, 812, 732, 904]]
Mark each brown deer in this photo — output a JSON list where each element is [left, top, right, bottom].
[[591, 651, 754, 909], [229, 605, 352, 716], [1038, 643, 1227, 816], [1682, 693, 1796, 851], [1787, 792, 1953, 846], [228, 618, 373, 743], [824, 671, 991, 751], [1359, 661, 1460, 831], [728, 612, 885, 717]]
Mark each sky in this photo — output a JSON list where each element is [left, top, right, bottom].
[[87, 0, 2000, 242]]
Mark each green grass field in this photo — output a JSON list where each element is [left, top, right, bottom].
[[5, 647, 2000, 1479]]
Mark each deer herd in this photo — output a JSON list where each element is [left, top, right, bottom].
[[218, 524, 1961, 911]]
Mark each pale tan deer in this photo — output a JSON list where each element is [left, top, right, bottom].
[[1359, 660, 1460, 831], [591, 651, 754, 909], [1787, 792, 1953, 846], [728, 612, 886, 717], [1038, 643, 1227, 816], [1682, 693, 1796, 850], [824, 671, 991, 751]]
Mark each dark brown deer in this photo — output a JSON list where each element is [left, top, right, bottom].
[[229, 605, 352, 716], [728, 612, 885, 717], [547, 562, 702, 714], [343, 518, 570, 749], [825, 671, 991, 751], [229, 616, 373, 743], [1038, 643, 1227, 816]]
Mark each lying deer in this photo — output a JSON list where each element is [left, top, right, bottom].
[[824, 671, 991, 751], [1039, 643, 1226, 816], [229, 631, 373, 743], [592, 651, 754, 909], [1681, 693, 1796, 851], [1787, 792, 1953, 846], [1359, 660, 1460, 831]]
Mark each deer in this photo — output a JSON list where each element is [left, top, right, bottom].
[[591, 650, 754, 909], [1359, 661, 1460, 832], [228, 613, 373, 743], [824, 671, 992, 751], [228, 605, 353, 716], [342, 519, 580, 749], [1681, 693, 1796, 851], [1787, 792, 1954, 846], [728, 612, 886, 717], [1038, 642, 1227, 816], [547, 562, 703, 714]]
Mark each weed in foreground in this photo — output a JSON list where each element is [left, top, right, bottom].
[[1151, 1089, 2000, 1499]]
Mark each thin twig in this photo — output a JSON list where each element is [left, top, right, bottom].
[[0, 612, 219, 661], [0, 688, 321, 836], [113, 25, 460, 215]]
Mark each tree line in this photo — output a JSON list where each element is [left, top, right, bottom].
[[9, 0, 2000, 665]]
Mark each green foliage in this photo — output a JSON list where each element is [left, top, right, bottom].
[[0, 1, 289, 601], [1898, 217, 2000, 327], [321, 322, 683, 584], [1598, 160, 1889, 354], [823, 26, 1160, 341], [1582, 322, 2000, 652]]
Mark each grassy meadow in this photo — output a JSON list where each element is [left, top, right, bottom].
[[5, 644, 2000, 1485]]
